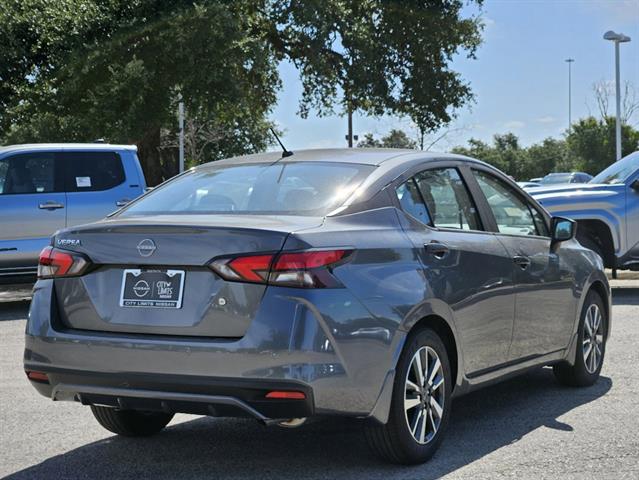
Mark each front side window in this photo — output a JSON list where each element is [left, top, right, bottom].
[[121, 161, 374, 216], [63, 152, 125, 192], [414, 168, 481, 231], [0, 153, 57, 195], [473, 170, 547, 237]]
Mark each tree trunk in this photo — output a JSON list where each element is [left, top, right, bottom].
[[136, 128, 163, 186]]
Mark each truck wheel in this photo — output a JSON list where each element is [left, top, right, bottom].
[[365, 328, 452, 464], [90, 405, 174, 436], [554, 291, 607, 387]]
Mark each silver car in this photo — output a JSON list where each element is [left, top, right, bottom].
[[0, 143, 146, 282], [530, 151, 639, 272], [25, 149, 609, 464]]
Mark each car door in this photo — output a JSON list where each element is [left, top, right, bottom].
[[394, 164, 515, 375], [61, 151, 138, 227], [469, 167, 576, 360], [0, 151, 66, 276]]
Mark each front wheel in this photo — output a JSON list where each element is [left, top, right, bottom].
[[90, 405, 174, 437], [554, 290, 607, 387], [365, 328, 452, 464]]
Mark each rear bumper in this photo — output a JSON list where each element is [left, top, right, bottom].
[[25, 279, 405, 422], [24, 367, 313, 421]]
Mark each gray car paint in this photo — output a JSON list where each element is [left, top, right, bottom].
[[24, 149, 610, 424]]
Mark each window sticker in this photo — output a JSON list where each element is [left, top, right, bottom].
[[76, 176, 92, 188]]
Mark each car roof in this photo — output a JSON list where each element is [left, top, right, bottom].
[[201, 148, 478, 168], [0, 143, 137, 156]]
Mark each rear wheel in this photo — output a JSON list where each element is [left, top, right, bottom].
[[554, 291, 607, 387], [90, 405, 174, 437], [365, 328, 452, 464]]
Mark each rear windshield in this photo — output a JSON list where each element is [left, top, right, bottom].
[[120, 161, 374, 216]]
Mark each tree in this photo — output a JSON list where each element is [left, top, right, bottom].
[[267, 1, 483, 130], [358, 129, 417, 149], [2, 1, 485, 184], [591, 80, 639, 125], [567, 117, 639, 174]]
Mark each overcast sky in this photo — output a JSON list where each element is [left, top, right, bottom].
[[270, 0, 639, 152]]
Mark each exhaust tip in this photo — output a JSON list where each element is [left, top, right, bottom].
[[277, 418, 307, 428]]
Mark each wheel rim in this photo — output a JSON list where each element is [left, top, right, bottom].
[[404, 346, 445, 445], [583, 304, 604, 374]]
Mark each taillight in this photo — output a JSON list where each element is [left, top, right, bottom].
[[38, 246, 90, 279], [210, 249, 351, 288]]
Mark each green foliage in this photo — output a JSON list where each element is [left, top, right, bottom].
[[268, 0, 483, 131], [453, 117, 639, 180], [1, 1, 484, 184], [358, 129, 417, 149], [566, 117, 639, 174]]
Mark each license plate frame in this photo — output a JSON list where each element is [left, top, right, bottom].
[[119, 269, 185, 309]]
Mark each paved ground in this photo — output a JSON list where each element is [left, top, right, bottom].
[[1, 288, 638, 480]]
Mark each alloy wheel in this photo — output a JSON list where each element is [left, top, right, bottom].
[[404, 346, 445, 445], [583, 304, 604, 374]]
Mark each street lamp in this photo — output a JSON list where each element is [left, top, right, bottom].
[[603, 30, 631, 161], [565, 58, 575, 133]]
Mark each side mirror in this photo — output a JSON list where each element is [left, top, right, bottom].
[[551, 217, 576, 243], [630, 179, 639, 191]]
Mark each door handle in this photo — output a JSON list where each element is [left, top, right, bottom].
[[116, 198, 131, 207], [425, 242, 450, 259], [38, 201, 64, 210], [513, 255, 531, 269]]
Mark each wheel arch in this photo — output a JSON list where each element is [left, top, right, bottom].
[[575, 219, 616, 268]]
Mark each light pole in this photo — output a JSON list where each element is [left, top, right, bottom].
[[603, 30, 631, 161], [565, 58, 574, 133]]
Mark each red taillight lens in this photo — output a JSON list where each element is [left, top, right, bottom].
[[210, 249, 351, 288], [38, 246, 90, 279], [265, 390, 306, 400], [274, 250, 347, 271], [26, 370, 49, 383]]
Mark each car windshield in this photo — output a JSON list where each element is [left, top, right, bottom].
[[590, 152, 639, 184], [120, 161, 374, 216], [541, 173, 572, 185]]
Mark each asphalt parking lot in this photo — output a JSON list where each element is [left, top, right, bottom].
[[1, 286, 638, 480]]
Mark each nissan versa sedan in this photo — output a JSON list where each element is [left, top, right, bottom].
[[25, 149, 610, 464]]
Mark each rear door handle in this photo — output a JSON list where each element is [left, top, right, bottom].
[[425, 242, 450, 259], [513, 255, 531, 269], [116, 198, 131, 207], [38, 201, 64, 210]]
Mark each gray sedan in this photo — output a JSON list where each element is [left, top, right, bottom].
[[24, 149, 609, 465]]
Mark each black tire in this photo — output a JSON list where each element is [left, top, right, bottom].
[[365, 328, 452, 465], [90, 405, 174, 437], [554, 290, 607, 387]]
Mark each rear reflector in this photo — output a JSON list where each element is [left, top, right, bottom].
[[265, 391, 306, 400], [26, 371, 49, 383], [38, 246, 90, 279]]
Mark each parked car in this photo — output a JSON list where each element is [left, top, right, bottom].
[[540, 172, 592, 185], [530, 177, 542, 183], [530, 151, 639, 272], [0, 143, 146, 281], [517, 181, 541, 189], [25, 149, 609, 465]]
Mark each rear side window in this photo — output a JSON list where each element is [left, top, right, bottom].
[[0, 152, 59, 195], [414, 168, 482, 231], [396, 179, 431, 225], [120, 161, 374, 216], [63, 152, 125, 192]]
